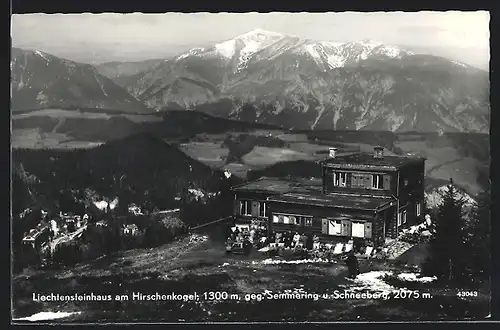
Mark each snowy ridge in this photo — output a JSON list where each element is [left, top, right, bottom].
[[35, 50, 50, 63], [176, 29, 412, 71], [451, 60, 468, 68], [177, 47, 206, 60]]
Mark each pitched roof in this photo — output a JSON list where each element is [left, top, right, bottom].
[[322, 152, 425, 169], [231, 177, 323, 194], [267, 192, 396, 211]]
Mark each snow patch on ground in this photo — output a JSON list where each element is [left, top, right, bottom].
[[397, 273, 437, 283], [252, 258, 335, 265], [13, 311, 81, 322], [348, 271, 395, 294], [188, 234, 208, 244], [345, 271, 437, 294]]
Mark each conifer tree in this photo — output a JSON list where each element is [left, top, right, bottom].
[[423, 179, 468, 284], [465, 189, 491, 282]]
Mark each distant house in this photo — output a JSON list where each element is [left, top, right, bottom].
[[22, 226, 50, 249], [231, 147, 426, 247], [128, 204, 144, 215], [122, 224, 140, 236], [95, 220, 108, 227]]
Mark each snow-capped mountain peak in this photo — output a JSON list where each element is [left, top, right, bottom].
[[210, 28, 287, 70], [179, 29, 412, 71], [236, 28, 285, 39], [359, 39, 384, 47]]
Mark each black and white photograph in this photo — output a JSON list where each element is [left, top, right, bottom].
[[10, 11, 491, 323]]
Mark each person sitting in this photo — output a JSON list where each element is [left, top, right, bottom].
[[293, 232, 301, 244], [235, 234, 243, 243]]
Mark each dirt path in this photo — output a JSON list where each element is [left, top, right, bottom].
[[425, 157, 464, 176], [51, 117, 67, 133]]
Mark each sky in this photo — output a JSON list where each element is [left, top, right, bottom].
[[11, 11, 490, 70]]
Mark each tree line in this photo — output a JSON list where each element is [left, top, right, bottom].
[[423, 180, 490, 287]]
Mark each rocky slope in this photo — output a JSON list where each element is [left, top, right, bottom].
[[94, 59, 165, 88], [11, 48, 151, 113], [121, 29, 489, 133]]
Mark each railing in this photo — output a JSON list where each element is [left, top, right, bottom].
[[189, 216, 233, 231]]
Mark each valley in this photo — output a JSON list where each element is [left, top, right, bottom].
[[12, 109, 489, 196]]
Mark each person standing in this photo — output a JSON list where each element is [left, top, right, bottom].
[[345, 251, 360, 279]]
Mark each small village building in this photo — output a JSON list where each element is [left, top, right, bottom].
[[22, 226, 50, 249], [122, 224, 140, 236], [231, 147, 426, 247], [95, 220, 108, 227]]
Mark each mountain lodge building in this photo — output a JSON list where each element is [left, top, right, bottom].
[[231, 146, 426, 247]]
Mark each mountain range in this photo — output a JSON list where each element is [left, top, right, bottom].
[[12, 29, 490, 133], [10, 48, 150, 113]]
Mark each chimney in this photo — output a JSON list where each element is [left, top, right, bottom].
[[329, 147, 338, 159], [373, 146, 384, 159]]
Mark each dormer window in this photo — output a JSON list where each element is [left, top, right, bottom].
[[333, 172, 347, 187]]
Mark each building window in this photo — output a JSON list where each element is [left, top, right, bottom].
[[402, 210, 407, 224], [239, 200, 251, 216], [416, 202, 421, 217], [333, 172, 347, 187], [371, 174, 384, 190], [351, 222, 365, 238], [258, 202, 267, 218], [328, 220, 342, 235], [274, 213, 312, 226]]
